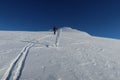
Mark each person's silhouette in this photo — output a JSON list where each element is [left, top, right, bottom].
[[53, 26, 57, 35]]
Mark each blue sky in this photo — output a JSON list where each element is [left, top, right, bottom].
[[0, 0, 120, 39]]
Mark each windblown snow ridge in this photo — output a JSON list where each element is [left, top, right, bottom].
[[60, 27, 90, 36]]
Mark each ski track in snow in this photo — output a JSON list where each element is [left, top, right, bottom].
[[13, 43, 34, 80], [1, 43, 33, 80], [1, 35, 51, 80], [55, 29, 62, 47]]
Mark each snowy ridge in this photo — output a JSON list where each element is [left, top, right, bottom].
[[61, 27, 90, 36], [61, 27, 79, 32], [0, 30, 120, 80]]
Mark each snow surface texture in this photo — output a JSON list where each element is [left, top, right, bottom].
[[0, 27, 120, 80]]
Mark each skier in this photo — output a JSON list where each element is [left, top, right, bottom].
[[53, 26, 57, 35]]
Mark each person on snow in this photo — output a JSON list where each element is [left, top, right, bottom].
[[53, 26, 57, 35]]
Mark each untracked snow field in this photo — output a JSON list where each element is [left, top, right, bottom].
[[0, 28, 120, 80]]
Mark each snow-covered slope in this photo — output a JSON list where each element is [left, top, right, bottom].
[[0, 28, 120, 80]]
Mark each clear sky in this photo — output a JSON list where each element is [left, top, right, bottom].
[[0, 0, 120, 39]]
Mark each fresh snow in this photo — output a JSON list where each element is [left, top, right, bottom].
[[0, 27, 120, 80]]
